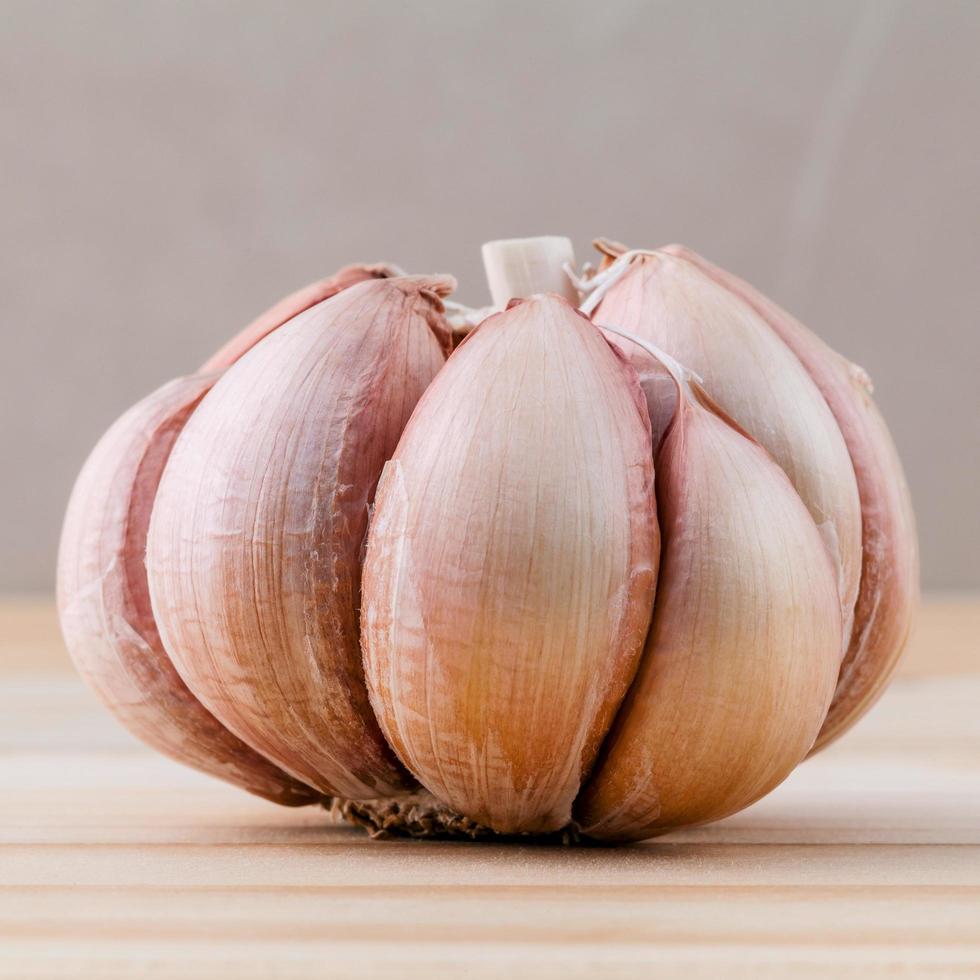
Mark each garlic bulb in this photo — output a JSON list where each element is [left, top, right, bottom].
[[576, 360, 841, 840], [659, 245, 919, 750], [146, 276, 453, 799], [361, 295, 659, 833], [58, 263, 391, 803], [58, 234, 916, 843], [584, 245, 863, 651]]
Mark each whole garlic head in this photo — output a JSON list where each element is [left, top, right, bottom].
[[57, 235, 918, 843]]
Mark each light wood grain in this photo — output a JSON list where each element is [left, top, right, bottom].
[[6, 592, 978, 676], [1, 598, 978, 978]]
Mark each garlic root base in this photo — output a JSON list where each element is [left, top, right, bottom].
[[328, 791, 586, 845]]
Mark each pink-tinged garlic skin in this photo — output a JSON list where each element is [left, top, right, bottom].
[[57, 375, 317, 805], [147, 277, 452, 799], [199, 263, 398, 373], [661, 244, 919, 752], [576, 386, 841, 841], [361, 295, 660, 835], [591, 252, 862, 651]]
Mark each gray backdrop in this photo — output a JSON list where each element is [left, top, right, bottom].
[[2, 0, 977, 592]]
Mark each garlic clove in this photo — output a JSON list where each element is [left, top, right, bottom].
[[660, 245, 919, 751], [146, 276, 454, 800], [360, 294, 660, 835], [200, 262, 401, 372], [57, 262, 396, 805], [57, 374, 318, 805], [576, 378, 841, 841], [588, 247, 863, 651]]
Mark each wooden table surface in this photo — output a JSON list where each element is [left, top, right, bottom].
[[1, 597, 978, 978]]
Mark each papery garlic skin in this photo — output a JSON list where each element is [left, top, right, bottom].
[[589, 250, 862, 649], [576, 383, 841, 841], [200, 263, 398, 372], [361, 295, 660, 835], [57, 375, 317, 805], [147, 277, 453, 800], [661, 245, 919, 751]]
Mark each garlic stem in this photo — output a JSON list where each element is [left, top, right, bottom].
[[481, 236, 579, 307]]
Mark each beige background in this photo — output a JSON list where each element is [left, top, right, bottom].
[[1, 0, 977, 592]]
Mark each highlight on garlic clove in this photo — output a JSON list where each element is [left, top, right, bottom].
[[585, 244, 863, 652], [360, 293, 659, 835], [57, 374, 318, 805], [146, 275, 454, 800], [575, 364, 842, 841], [440, 237, 581, 346], [658, 244, 919, 752]]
